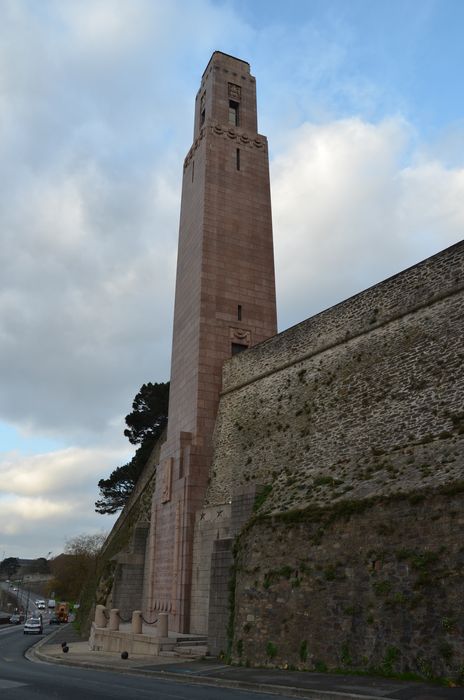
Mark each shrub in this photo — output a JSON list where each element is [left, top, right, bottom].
[[382, 646, 400, 674], [266, 641, 277, 659]]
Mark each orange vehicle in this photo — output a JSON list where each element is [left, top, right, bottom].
[[55, 602, 69, 623]]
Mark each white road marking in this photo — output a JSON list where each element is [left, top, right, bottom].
[[0, 679, 27, 689]]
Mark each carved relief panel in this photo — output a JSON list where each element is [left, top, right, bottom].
[[228, 82, 241, 101], [230, 327, 251, 346], [161, 458, 173, 503]]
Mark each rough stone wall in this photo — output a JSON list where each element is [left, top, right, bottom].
[[94, 434, 164, 619], [232, 492, 464, 678], [100, 433, 163, 560], [203, 240, 464, 677], [207, 240, 464, 513], [111, 524, 149, 620]]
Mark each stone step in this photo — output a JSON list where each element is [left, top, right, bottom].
[[173, 644, 208, 657], [175, 639, 207, 647]]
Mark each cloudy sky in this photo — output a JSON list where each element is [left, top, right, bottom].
[[1, 0, 463, 560]]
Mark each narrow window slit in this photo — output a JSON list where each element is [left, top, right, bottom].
[[229, 100, 239, 126]]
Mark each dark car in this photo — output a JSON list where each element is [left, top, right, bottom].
[[49, 615, 61, 625], [9, 613, 24, 624]]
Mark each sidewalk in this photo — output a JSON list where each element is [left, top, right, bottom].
[[29, 625, 463, 700]]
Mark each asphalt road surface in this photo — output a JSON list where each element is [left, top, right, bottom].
[[0, 623, 303, 700], [0, 582, 48, 619]]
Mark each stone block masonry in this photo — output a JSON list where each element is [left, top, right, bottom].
[[207, 537, 233, 658], [145, 52, 277, 634], [111, 524, 149, 621]]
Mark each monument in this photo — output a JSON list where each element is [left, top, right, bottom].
[[144, 52, 277, 633], [100, 52, 464, 677]]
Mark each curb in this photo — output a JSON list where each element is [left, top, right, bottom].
[[24, 626, 64, 663], [27, 642, 387, 700]]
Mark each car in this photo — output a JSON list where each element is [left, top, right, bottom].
[[49, 615, 61, 625], [24, 617, 43, 635], [9, 613, 23, 624], [36, 601, 46, 610]]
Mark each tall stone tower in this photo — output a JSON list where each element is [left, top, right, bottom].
[[145, 52, 277, 633]]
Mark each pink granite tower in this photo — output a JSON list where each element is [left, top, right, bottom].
[[145, 52, 277, 633]]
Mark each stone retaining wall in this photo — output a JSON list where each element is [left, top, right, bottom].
[[232, 491, 464, 678], [201, 240, 464, 677]]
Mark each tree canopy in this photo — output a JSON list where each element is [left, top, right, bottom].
[[65, 533, 106, 557], [47, 533, 106, 601], [95, 382, 169, 515], [0, 557, 19, 578], [124, 382, 169, 445]]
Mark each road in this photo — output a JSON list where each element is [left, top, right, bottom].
[[0, 581, 49, 620], [0, 621, 303, 700], [1, 584, 460, 699]]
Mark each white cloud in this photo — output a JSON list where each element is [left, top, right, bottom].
[[55, 0, 155, 56], [272, 117, 464, 328], [399, 161, 464, 238], [0, 446, 123, 554], [0, 447, 127, 497], [0, 1, 463, 559], [0, 0, 252, 443], [0, 497, 71, 528]]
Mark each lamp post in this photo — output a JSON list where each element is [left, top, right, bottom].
[[25, 583, 31, 619]]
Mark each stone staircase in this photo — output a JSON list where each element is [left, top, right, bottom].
[[160, 634, 208, 658]]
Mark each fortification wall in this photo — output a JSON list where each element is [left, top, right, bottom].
[[233, 491, 464, 677], [100, 432, 165, 559], [207, 241, 464, 512], [201, 240, 464, 675], [91, 434, 165, 623]]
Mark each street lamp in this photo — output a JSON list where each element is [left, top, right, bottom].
[[25, 582, 31, 619]]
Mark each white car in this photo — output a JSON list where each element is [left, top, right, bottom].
[[24, 617, 43, 635]]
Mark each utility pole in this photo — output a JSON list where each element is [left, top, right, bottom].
[[25, 584, 31, 619]]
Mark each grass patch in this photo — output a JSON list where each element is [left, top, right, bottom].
[[266, 641, 277, 659], [253, 484, 272, 512], [299, 640, 309, 662]]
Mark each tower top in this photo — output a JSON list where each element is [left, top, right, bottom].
[[201, 51, 251, 79], [193, 51, 258, 139]]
